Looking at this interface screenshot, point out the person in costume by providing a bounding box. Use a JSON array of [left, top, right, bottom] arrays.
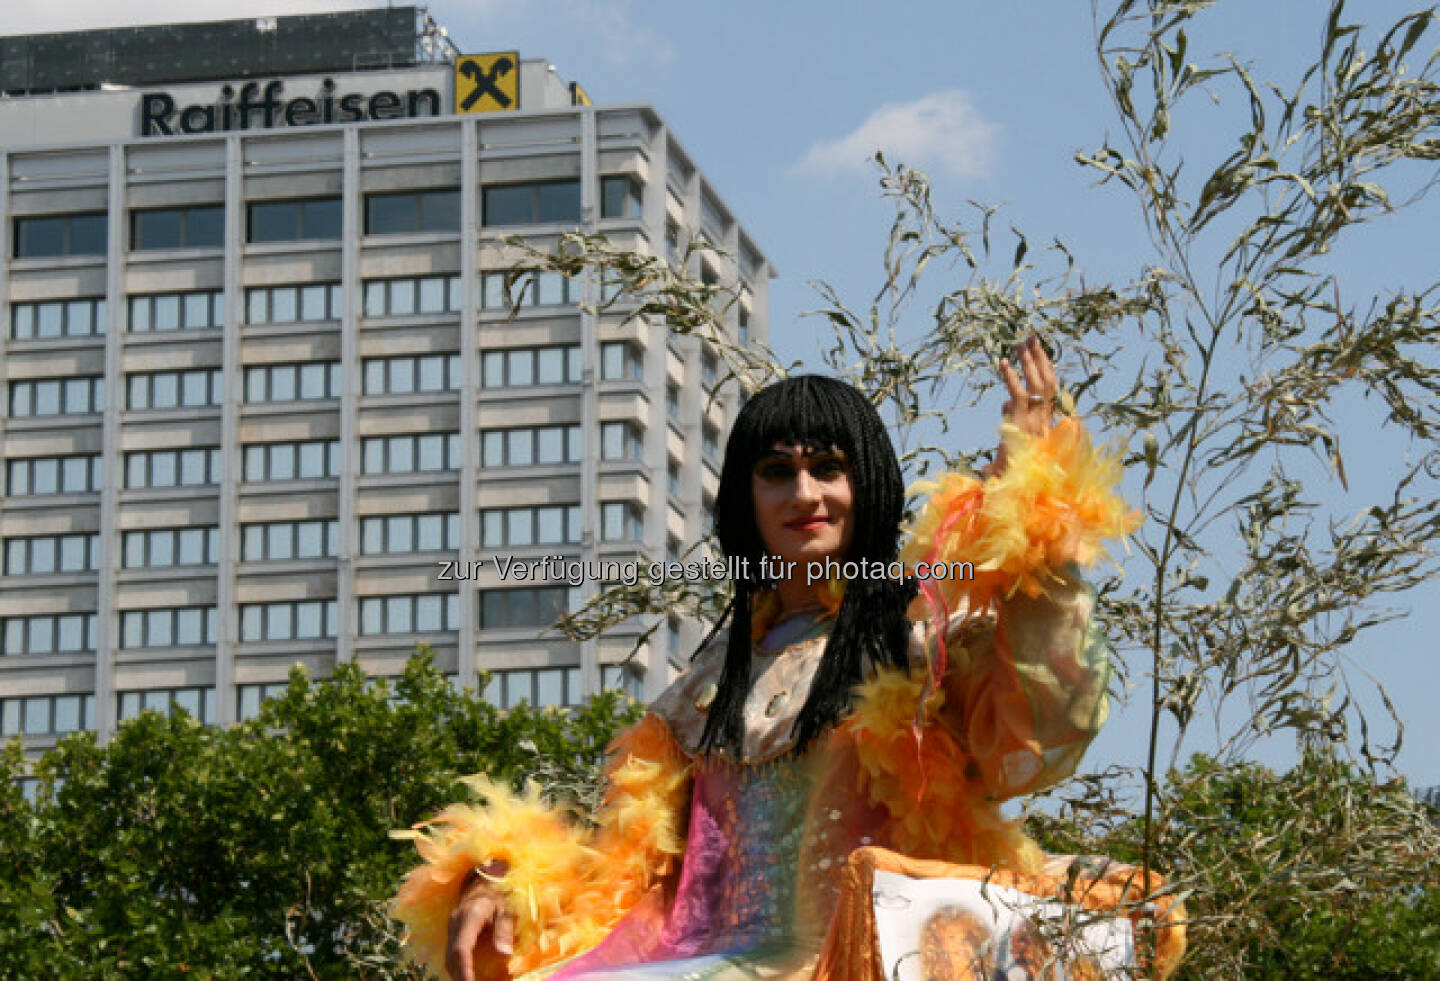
[[392, 337, 1186, 980]]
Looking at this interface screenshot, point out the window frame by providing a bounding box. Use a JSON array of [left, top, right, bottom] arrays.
[[128, 290, 222, 333], [357, 593, 460, 636], [123, 447, 222, 489], [363, 188, 462, 235], [600, 175, 644, 219], [240, 440, 340, 482], [246, 196, 343, 243], [481, 179, 582, 226], [245, 283, 343, 325], [9, 376, 104, 417], [14, 212, 108, 259], [243, 362, 342, 403], [10, 297, 106, 340], [130, 204, 224, 251], [477, 587, 570, 630]]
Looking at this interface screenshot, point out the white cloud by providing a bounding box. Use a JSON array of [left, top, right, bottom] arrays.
[[567, 0, 674, 67], [792, 89, 998, 180]]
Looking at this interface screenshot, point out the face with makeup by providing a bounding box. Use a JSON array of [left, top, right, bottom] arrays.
[[751, 442, 855, 572]]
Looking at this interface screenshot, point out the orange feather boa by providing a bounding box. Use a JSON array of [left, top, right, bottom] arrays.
[[390, 713, 691, 978]]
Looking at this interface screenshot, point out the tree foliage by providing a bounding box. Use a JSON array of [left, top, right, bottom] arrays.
[[0, 655, 638, 978]]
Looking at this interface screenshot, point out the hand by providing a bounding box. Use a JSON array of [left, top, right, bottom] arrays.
[[446, 863, 516, 981], [985, 334, 1060, 479]]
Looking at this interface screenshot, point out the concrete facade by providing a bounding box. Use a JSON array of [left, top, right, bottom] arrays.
[[0, 22, 769, 760]]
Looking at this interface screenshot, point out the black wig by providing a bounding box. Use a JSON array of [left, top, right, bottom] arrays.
[[698, 375, 916, 757]]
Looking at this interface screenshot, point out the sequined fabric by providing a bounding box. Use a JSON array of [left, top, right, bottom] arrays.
[[541, 751, 889, 981]]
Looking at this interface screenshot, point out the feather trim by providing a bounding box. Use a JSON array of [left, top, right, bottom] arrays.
[[901, 418, 1139, 608], [390, 713, 691, 979], [832, 668, 1045, 875]]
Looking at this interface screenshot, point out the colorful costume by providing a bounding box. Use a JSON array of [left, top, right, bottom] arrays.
[[392, 421, 1186, 979]]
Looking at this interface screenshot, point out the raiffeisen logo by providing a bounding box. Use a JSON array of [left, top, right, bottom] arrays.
[[139, 77, 444, 136]]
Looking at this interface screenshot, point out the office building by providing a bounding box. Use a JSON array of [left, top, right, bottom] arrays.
[[0, 7, 770, 758]]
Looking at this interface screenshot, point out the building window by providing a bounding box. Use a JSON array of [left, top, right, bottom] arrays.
[[129, 290, 222, 332], [364, 189, 460, 235], [131, 205, 223, 251], [7, 455, 102, 496], [240, 600, 337, 642], [4, 533, 99, 575], [666, 384, 681, 419], [360, 512, 458, 555], [14, 213, 107, 259], [363, 274, 461, 316], [600, 342, 643, 381], [248, 197, 342, 242], [122, 527, 219, 568], [667, 458, 681, 496], [482, 180, 581, 226], [482, 666, 583, 709], [738, 304, 751, 345], [602, 663, 645, 700], [1, 694, 94, 737], [246, 283, 342, 325], [665, 220, 682, 267], [600, 175, 643, 219], [480, 345, 580, 388], [125, 448, 222, 489], [241, 519, 340, 561], [361, 433, 460, 474], [1, 614, 98, 655], [244, 362, 341, 403], [480, 270, 577, 309], [10, 297, 106, 340], [242, 440, 339, 481], [363, 354, 460, 395], [701, 349, 719, 390], [600, 421, 644, 461], [126, 369, 222, 410], [480, 425, 582, 467], [600, 501, 644, 542], [117, 687, 216, 726], [480, 504, 581, 548], [119, 606, 217, 649], [358, 593, 459, 636], [9, 376, 104, 417], [236, 682, 289, 722], [478, 587, 570, 630], [702, 422, 720, 461]]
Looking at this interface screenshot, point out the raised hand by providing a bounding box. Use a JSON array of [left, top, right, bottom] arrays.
[[985, 334, 1059, 478]]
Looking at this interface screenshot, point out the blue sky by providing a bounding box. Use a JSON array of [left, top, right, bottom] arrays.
[[5, 0, 1437, 789]]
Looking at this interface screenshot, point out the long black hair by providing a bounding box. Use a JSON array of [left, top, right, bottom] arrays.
[[698, 375, 915, 757]]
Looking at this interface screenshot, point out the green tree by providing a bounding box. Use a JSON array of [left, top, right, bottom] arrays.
[[1029, 753, 1440, 978], [0, 654, 638, 978]]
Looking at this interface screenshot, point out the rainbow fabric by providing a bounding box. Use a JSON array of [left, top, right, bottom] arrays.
[[390, 421, 1183, 980]]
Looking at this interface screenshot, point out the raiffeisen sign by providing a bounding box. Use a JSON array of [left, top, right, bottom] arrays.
[[139, 77, 444, 136]]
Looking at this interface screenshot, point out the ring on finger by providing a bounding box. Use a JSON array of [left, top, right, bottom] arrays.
[[1026, 394, 1050, 407]]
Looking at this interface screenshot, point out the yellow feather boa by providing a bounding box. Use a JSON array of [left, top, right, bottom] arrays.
[[901, 418, 1139, 606], [390, 713, 691, 979], [830, 668, 1045, 875]]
